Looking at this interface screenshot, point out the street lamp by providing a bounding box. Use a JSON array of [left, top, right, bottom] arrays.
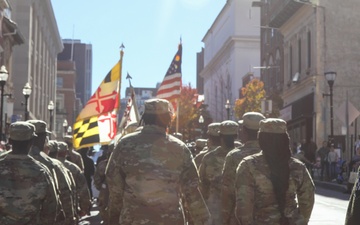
[[22, 83, 32, 120], [324, 71, 337, 138], [63, 119, 68, 137], [47, 100, 54, 135], [198, 115, 204, 138], [0, 66, 8, 141], [225, 99, 231, 120]]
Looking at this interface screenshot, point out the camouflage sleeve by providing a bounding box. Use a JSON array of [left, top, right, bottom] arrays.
[[94, 162, 106, 190], [345, 168, 360, 225], [76, 171, 91, 214], [40, 171, 61, 224], [221, 154, 236, 225], [296, 165, 315, 222], [234, 160, 254, 225], [179, 147, 210, 225], [194, 152, 204, 169], [198, 156, 210, 200], [54, 166, 75, 224], [106, 148, 125, 225]]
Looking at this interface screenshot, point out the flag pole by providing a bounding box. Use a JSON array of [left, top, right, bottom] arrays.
[[176, 98, 180, 133], [116, 43, 125, 128]]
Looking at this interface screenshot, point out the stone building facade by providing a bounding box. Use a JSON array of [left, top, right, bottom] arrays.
[[261, 0, 360, 161], [200, 0, 261, 122], [10, 0, 63, 128]]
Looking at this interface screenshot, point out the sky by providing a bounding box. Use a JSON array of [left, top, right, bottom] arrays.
[[51, 0, 227, 97]]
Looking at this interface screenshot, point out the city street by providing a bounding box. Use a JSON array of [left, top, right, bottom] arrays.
[[81, 185, 352, 224], [309, 186, 350, 225]]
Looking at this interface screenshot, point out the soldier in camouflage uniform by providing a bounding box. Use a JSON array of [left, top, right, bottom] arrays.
[[221, 112, 265, 225], [57, 141, 92, 219], [94, 142, 114, 225], [0, 122, 60, 224], [345, 164, 360, 225], [106, 98, 210, 225], [199, 120, 239, 225], [235, 118, 315, 224], [27, 120, 74, 224], [47, 140, 77, 225], [194, 123, 221, 169], [64, 135, 85, 171]]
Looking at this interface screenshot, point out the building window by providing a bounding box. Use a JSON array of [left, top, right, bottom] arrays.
[[307, 31, 311, 68], [298, 38, 301, 74], [57, 77, 63, 88]]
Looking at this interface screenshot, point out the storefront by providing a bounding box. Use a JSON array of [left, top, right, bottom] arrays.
[[280, 93, 314, 147]]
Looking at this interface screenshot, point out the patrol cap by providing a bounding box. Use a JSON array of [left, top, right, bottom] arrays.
[[219, 120, 239, 135], [47, 140, 57, 153], [9, 121, 37, 141], [64, 135, 73, 144], [207, 123, 221, 136], [57, 141, 68, 152], [144, 98, 171, 115], [238, 112, 265, 130], [196, 139, 207, 149], [173, 132, 183, 140], [27, 120, 51, 134], [259, 118, 287, 134]]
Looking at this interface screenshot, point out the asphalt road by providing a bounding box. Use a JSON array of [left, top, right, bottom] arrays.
[[81, 184, 352, 224]]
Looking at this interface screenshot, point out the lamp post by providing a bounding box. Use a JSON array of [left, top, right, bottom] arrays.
[[47, 100, 54, 135], [0, 66, 8, 141], [225, 99, 231, 120], [324, 71, 337, 138], [63, 119, 68, 137], [22, 83, 32, 120], [198, 115, 204, 138]]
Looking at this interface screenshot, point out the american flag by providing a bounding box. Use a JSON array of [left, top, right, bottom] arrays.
[[156, 44, 182, 101]]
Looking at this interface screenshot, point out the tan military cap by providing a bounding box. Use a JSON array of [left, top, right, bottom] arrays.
[[144, 98, 171, 115], [196, 139, 207, 149], [9, 121, 37, 141], [64, 135, 73, 143], [173, 132, 183, 140], [57, 141, 68, 152], [259, 118, 287, 134], [27, 120, 51, 134], [207, 123, 221, 136], [220, 120, 239, 135], [48, 140, 58, 153], [238, 112, 265, 130]]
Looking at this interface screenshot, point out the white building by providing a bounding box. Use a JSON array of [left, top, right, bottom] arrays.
[[200, 0, 261, 122]]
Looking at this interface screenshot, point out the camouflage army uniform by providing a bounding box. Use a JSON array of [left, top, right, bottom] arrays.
[[106, 125, 209, 225], [30, 146, 75, 224], [199, 120, 238, 225], [199, 145, 232, 225], [94, 158, 110, 224], [235, 152, 315, 224], [221, 140, 260, 225], [67, 149, 84, 171], [345, 165, 360, 225], [60, 156, 91, 217], [0, 154, 59, 224], [194, 145, 212, 169]]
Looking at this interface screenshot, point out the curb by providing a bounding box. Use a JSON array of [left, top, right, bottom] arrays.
[[314, 180, 348, 193]]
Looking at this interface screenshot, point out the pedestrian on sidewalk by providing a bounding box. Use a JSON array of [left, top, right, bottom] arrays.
[[328, 144, 339, 180], [316, 141, 330, 181]]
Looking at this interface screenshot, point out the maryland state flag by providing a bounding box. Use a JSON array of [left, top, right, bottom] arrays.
[[73, 50, 123, 149]]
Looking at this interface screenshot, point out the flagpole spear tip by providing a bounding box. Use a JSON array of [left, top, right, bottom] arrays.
[[120, 43, 125, 57]]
